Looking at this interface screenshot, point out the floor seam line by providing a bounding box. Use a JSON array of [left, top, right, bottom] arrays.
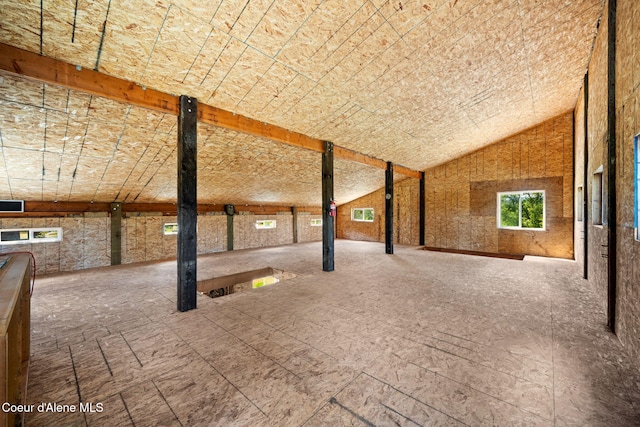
[[406, 360, 553, 422], [362, 372, 470, 426]]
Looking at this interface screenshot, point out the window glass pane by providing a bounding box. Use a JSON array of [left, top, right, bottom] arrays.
[[635, 136, 639, 239], [500, 194, 520, 227], [256, 220, 276, 229], [353, 209, 364, 220], [1, 230, 30, 242], [364, 209, 374, 221], [32, 230, 59, 239], [164, 223, 178, 235], [593, 172, 603, 225], [521, 192, 544, 229], [576, 187, 583, 222]]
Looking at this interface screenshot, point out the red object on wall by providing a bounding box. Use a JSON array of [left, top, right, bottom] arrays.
[[329, 200, 337, 217]]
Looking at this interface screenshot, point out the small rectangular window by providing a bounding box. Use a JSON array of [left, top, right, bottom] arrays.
[[592, 168, 603, 225], [635, 135, 639, 240], [163, 223, 178, 235], [310, 219, 322, 226], [0, 200, 24, 213], [1, 229, 30, 243], [0, 227, 62, 244], [497, 191, 545, 230], [256, 220, 276, 229], [576, 186, 583, 222], [31, 228, 62, 243], [352, 208, 374, 222]]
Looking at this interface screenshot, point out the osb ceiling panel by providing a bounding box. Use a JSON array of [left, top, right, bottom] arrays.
[[0, 0, 603, 206]]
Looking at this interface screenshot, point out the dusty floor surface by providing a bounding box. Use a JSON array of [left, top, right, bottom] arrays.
[[24, 240, 640, 426]]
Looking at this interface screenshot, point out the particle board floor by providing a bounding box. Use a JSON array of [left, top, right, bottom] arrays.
[[25, 240, 640, 426]]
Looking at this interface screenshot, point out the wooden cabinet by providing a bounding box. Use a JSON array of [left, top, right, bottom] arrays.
[[0, 254, 31, 427]]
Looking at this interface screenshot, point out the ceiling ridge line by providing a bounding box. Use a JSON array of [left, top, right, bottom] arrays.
[[0, 43, 422, 179]]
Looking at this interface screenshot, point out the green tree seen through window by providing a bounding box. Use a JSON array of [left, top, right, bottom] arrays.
[[521, 192, 544, 228], [364, 209, 374, 221], [500, 194, 520, 227]]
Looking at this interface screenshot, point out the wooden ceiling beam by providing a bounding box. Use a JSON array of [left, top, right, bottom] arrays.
[[0, 44, 177, 115], [24, 201, 110, 212], [0, 43, 421, 177], [394, 165, 422, 180], [198, 104, 324, 153], [10, 201, 321, 216]]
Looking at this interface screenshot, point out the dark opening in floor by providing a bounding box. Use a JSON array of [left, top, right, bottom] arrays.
[[197, 267, 295, 298]]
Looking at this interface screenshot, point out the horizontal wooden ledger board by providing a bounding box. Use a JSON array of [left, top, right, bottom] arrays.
[[0, 43, 421, 178], [0, 202, 322, 215]]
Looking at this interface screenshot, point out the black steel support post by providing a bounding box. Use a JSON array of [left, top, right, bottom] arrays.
[[225, 204, 234, 251], [110, 202, 121, 265], [419, 171, 425, 246], [583, 73, 589, 280], [292, 206, 298, 243], [177, 95, 198, 312], [606, 0, 617, 333], [385, 162, 394, 254], [322, 141, 335, 272]]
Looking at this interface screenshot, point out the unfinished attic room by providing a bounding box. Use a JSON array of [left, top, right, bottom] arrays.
[[3, 0, 640, 425]]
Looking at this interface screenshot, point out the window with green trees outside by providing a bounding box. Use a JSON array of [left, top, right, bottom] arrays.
[[352, 208, 374, 222], [498, 191, 545, 230]]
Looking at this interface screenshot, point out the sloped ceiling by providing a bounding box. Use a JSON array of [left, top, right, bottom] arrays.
[[0, 0, 603, 206]]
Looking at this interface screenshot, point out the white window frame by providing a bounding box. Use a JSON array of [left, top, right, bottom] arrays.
[[310, 218, 322, 226], [0, 227, 63, 245], [576, 186, 583, 222], [635, 135, 639, 240], [352, 208, 374, 222], [256, 220, 276, 229], [163, 223, 179, 235], [0, 200, 24, 213], [497, 190, 546, 230], [592, 166, 604, 226]]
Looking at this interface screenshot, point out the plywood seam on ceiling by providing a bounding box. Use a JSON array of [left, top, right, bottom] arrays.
[[0, 43, 420, 179], [0, 0, 604, 205]]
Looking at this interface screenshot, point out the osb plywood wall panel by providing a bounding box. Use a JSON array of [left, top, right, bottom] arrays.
[[197, 214, 228, 253], [121, 214, 227, 265], [337, 178, 420, 245], [233, 214, 293, 250], [613, 0, 640, 373], [296, 213, 323, 243], [585, 2, 610, 310], [0, 214, 231, 273], [426, 112, 574, 258], [337, 186, 384, 242], [0, 216, 110, 274]]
